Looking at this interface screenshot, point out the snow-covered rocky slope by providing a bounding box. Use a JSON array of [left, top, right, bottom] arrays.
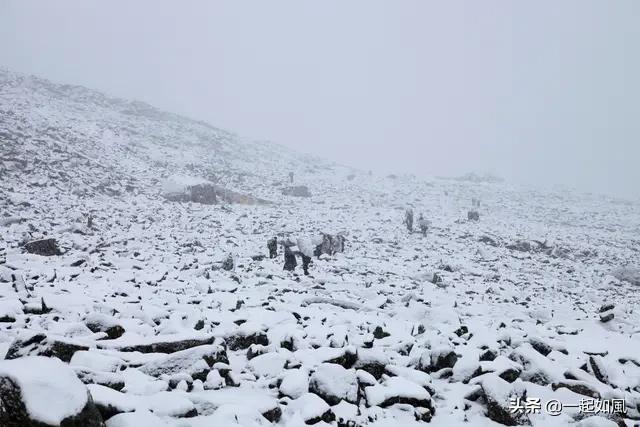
[[1, 70, 640, 427]]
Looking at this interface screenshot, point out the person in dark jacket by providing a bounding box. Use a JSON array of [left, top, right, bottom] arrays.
[[283, 245, 297, 271], [301, 254, 311, 275], [404, 208, 414, 232], [267, 237, 278, 259]]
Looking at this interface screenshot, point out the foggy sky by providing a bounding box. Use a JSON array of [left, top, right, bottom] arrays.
[[1, 1, 639, 199]]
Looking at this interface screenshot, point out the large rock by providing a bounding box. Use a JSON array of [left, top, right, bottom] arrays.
[[286, 393, 335, 425], [139, 344, 229, 382], [365, 376, 434, 421], [282, 185, 311, 197], [478, 375, 530, 426], [309, 363, 358, 405], [162, 174, 268, 205], [5, 333, 88, 362], [162, 175, 218, 204], [506, 240, 532, 253], [225, 329, 269, 351], [353, 348, 388, 380], [279, 368, 309, 399], [107, 335, 218, 354], [84, 313, 125, 340], [23, 239, 62, 256], [0, 356, 105, 426], [165, 183, 219, 204], [418, 347, 459, 373]]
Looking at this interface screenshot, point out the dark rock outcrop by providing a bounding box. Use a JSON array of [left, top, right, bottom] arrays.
[[111, 335, 218, 354], [0, 358, 105, 427], [23, 239, 62, 256], [5, 334, 88, 363]]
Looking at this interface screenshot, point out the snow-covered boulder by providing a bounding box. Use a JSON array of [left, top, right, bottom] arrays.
[[364, 376, 434, 420], [0, 356, 104, 426], [248, 352, 287, 378], [107, 333, 219, 354], [225, 323, 269, 350], [476, 375, 530, 426], [354, 348, 388, 379], [139, 343, 228, 382], [309, 363, 358, 405], [279, 368, 309, 399], [0, 298, 23, 323], [286, 393, 334, 424], [70, 351, 125, 373], [5, 333, 89, 362], [418, 346, 459, 373], [104, 410, 170, 427], [84, 313, 126, 340]]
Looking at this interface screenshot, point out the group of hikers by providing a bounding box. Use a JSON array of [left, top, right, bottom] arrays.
[[404, 208, 430, 236], [267, 233, 346, 275], [271, 200, 478, 274]]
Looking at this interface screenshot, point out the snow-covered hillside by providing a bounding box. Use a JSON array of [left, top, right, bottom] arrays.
[[1, 70, 640, 427]]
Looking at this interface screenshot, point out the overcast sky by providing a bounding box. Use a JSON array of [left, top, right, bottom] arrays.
[[1, 1, 639, 198]]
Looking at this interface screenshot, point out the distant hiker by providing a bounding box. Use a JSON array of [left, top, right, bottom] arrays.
[[404, 208, 414, 233], [289, 171, 294, 183], [418, 214, 429, 237], [267, 237, 278, 259], [301, 254, 311, 275], [283, 245, 297, 271]]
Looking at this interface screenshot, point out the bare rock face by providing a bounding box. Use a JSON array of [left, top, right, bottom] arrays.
[[23, 239, 62, 256], [0, 357, 105, 427], [467, 210, 480, 221], [282, 185, 311, 197]]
